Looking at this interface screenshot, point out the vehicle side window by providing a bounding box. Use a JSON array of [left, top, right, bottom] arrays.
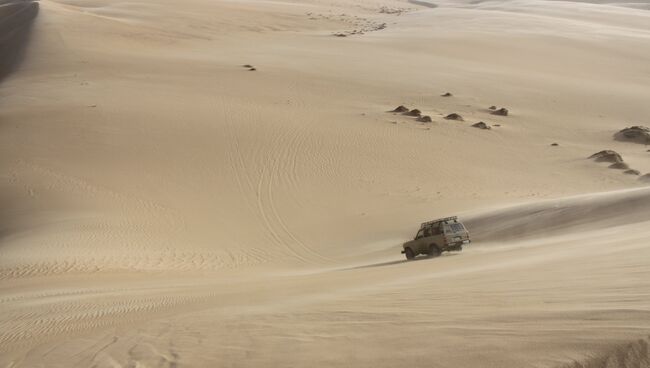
[[433, 225, 442, 235], [415, 229, 425, 239]]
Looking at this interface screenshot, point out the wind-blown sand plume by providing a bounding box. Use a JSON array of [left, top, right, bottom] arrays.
[[466, 187, 650, 243], [2, 0, 650, 366]]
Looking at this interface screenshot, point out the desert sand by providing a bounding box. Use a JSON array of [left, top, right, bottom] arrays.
[[1, 0, 650, 366]]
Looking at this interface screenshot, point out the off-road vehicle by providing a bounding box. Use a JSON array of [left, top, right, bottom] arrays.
[[401, 216, 470, 260]]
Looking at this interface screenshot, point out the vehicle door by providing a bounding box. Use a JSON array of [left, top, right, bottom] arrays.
[[413, 228, 428, 253]]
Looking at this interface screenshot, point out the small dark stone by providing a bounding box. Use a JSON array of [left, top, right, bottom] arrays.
[[444, 113, 464, 121], [417, 115, 432, 123], [441, 92, 453, 97], [493, 124, 501, 127], [491, 108, 509, 116], [551, 143, 559, 146], [624, 169, 640, 175], [243, 64, 253, 68], [488, 106, 497, 110], [391, 105, 409, 113]]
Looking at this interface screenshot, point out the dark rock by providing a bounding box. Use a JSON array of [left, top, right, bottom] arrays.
[[609, 162, 629, 170], [624, 169, 640, 175], [441, 92, 453, 97], [614, 126, 650, 144], [417, 115, 432, 123], [444, 113, 463, 121], [551, 143, 559, 146], [491, 108, 509, 116], [589, 150, 623, 163], [243, 64, 253, 68], [405, 109, 421, 117], [391, 105, 409, 113], [471, 122, 490, 130], [488, 106, 497, 110]]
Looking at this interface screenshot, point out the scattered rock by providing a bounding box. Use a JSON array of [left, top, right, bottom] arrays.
[[491, 108, 509, 116], [391, 105, 409, 113], [471, 122, 490, 130], [441, 92, 453, 97], [243, 64, 253, 68], [405, 109, 421, 117], [609, 162, 629, 170], [493, 124, 501, 127], [624, 169, 640, 175], [550, 143, 559, 146], [444, 113, 464, 121], [639, 173, 650, 182], [334, 33, 347, 37], [379, 6, 406, 15], [614, 126, 650, 144], [589, 150, 623, 163], [488, 106, 497, 110], [249, 68, 256, 71], [417, 115, 432, 123]]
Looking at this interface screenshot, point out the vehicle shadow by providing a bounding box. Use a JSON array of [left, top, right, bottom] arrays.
[[344, 253, 460, 271]]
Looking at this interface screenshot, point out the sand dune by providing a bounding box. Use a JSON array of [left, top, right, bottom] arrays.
[[1, 0, 650, 366]]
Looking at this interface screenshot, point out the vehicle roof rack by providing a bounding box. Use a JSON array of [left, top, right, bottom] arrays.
[[420, 216, 458, 229]]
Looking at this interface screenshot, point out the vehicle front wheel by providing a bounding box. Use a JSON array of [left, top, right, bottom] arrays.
[[428, 245, 441, 258], [404, 248, 415, 260]]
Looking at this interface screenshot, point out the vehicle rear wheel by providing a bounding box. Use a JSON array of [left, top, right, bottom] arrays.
[[404, 248, 415, 260], [428, 245, 441, 258]]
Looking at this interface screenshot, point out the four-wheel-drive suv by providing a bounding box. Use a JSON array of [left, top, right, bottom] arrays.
[[401, 216, 470, 260]]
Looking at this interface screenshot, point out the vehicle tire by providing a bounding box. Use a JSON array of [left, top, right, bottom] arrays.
[[404, 248, 415, 260], [428, 245, 441, 258]]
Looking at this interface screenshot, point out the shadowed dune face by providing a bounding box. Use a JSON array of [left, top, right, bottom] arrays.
[[0, 0, 39, 82]]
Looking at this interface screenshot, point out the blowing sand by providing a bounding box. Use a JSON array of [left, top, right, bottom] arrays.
[[1, 0, 650, 367]]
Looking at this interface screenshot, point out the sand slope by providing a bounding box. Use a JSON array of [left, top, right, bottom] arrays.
[[1, 0, 650, 366]]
